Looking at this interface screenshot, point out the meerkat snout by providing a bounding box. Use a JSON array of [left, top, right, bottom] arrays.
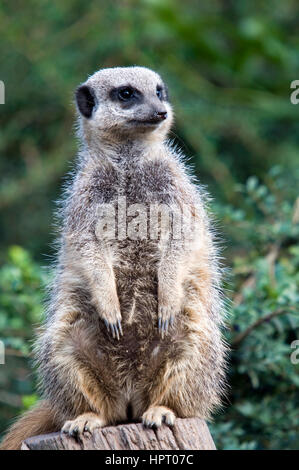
[[75, 66, 173, 139], [142, 108, 168, 123], [155, 110, 167, 120]]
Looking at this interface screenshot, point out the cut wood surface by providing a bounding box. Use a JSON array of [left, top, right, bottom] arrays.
[[21, 418, 216, 450]]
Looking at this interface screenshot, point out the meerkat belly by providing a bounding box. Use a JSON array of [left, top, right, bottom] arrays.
[[114, 239, 159, 327]]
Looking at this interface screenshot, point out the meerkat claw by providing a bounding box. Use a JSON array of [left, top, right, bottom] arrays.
[[158, 318, 162, 336], [114, 324, 120, 340], [158, 304, 176, 338], [118, 319, 123, 336], [158, 317, 171, 338], [70, 426, 79, 437], [105, 319, 123, 340]]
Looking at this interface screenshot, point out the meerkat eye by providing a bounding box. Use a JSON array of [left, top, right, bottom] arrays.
[[109, 86, 142, 105], [118, 87, 134, 101], [156, 86, 163, 101]]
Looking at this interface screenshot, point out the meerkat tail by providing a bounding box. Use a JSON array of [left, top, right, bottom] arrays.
[[0, 400, 59, 450]]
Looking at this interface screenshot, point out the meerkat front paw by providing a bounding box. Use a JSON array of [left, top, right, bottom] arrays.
[[97, 297, 123, 339], [142, 406, 176, 428], [158, 285, 182, 338], [158, 304, 175, 338], [102, 310, 123, 340], [62, 412, 106, 438]]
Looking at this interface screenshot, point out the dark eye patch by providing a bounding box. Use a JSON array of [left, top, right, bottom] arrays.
[[118, 87, 134, 101], [109, 85, 143, 108]]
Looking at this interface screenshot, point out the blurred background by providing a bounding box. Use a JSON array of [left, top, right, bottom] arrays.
[[0, 0, 298, 449]]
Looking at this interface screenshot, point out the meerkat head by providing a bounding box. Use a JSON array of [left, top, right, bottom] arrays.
[[75, 66, 173, 143]]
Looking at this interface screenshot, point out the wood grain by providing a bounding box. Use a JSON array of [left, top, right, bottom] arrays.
[[21, 418, 216, 450]]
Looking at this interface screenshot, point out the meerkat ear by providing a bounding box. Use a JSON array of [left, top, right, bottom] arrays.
[[75, 85, 96, 118]]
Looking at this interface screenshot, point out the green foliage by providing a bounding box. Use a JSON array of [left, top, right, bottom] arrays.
[[0, 0, 298, 449], [0, 246, 48, 353], [0, 247, 48, 436], [22, 394, 39, 411], [210, 168, 299, 449]]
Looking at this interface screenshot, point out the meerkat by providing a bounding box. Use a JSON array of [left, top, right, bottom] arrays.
[[1, 66, 227, 450]]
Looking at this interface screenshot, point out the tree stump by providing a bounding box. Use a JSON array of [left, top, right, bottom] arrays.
[[21, 418, 216, 450]]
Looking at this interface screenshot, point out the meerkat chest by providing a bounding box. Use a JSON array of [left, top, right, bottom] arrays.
[[120, 159, 176, 205], [92, 157, 183, 255], [91, 158, 176, 205]]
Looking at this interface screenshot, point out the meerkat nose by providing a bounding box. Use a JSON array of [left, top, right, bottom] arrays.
[[155, 111, 168, 120]]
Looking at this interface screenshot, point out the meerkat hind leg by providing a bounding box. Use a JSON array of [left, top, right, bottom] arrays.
[[142, 406, 176, 428], [62, 412, 106, 438]]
